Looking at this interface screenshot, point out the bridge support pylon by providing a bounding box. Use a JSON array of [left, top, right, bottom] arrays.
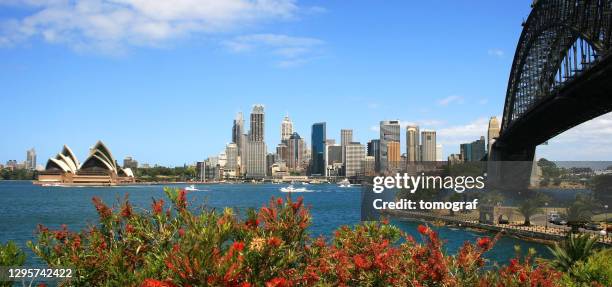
[[486, 142, 535, 193]]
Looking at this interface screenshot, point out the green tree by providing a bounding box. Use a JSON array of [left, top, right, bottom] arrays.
[[566, 194, 595, 233], [516, 192, 548, 226], [0, 241, 26, 287]]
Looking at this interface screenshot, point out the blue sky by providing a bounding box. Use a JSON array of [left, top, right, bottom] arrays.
[[1, 0, 610, 166]]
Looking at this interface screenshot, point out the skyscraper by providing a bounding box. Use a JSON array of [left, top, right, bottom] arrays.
[[311, 122, 326, 175], [436, 144, 443, 161], [26, 148, 36, 170], [387, 141, 401, 171], [249, 105, 265, 142], [244, 105, 267, 179], [340, 129, 353, 164], [345, 142, 365, 177], [367, 139, 381, 173], [487, 116, 500, 155], [406, 125, 420, 162], [420, 130, 437, 162], [225, 143, 238, 170], [471, 136, 486, 161], [379, 120, 400, 173], [460, 143, 472, 162], [281, 115, 293, 141], [232, 112, 244, 155], [287, 132, 305, 172]]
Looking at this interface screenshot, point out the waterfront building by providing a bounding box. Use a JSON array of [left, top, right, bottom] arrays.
[[379, 120, 400, 173], [367, 139, 381, 173], [448, 154, 463, 165], [326, 144, 342, 166], [225, 143, 238, 171], [488, 116, 500, 155], [249, 105, 265, 142], [406, 125, 420, 162], [311, 122, 326, 175], [420, 130, 437, 162], [276, 143, 288, 163], [387, 141, 401, 172], [26, 148, 36, 170], [345, 142, 365, 177], [38, 141, 134, 185], [232, 112, 244, 155], [123, 156, 138, 170], [281, 115, 293, 141], [363, 155, 376, 176], [287, 132, 305, 173], [6, 160, 17, 169], [196, 161, 206, 181], [436, 144, 443, 161], [266, 153, 276, 176], [340, 129, 353, 164], [243, 140, 267, 179]]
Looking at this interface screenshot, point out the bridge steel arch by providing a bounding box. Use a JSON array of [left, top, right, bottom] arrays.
[[494, 0, 612, 161]]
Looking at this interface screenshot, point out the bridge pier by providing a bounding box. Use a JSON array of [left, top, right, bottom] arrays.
[[487, 142, 535, 193]]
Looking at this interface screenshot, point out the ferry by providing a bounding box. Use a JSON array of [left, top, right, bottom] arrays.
[[280, 185, 309, 193], [184, 185, 198, 191], [338, 178, 352, 188]]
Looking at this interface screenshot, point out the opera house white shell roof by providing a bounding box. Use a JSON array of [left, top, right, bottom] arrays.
[[44, 140, 133, 177]]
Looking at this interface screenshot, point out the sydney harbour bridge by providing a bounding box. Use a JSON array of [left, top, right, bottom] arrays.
[[489, 0, 612, 187]]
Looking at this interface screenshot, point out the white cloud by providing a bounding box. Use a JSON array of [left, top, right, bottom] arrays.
[[537, 112, 612, 160], [436, 117, 492, 150], [437, 95, 463, 106], [0, 0, 302, 53], [487, 48, 504, 58], [224, 33, 324, 67]]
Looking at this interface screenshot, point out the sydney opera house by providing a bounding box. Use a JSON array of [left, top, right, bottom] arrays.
[[37, 141, 135, 185]]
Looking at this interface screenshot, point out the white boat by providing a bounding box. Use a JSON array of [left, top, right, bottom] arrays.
[[280, 185, 309, 193], [184, 185, 198, 191], [301, 182, 310, 185], [42, 183, 62, 187], [338, 179, 352, 188]]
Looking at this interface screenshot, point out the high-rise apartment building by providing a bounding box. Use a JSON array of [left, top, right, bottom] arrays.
[[379, 120, 400, 172], [406, 125, 420, 162], [311, 122, 326, 175], [243, 105, 267, 179], [471, 136, 486, 161], [387, 141, 401, 171], [281, 115, 293, 141], [232, 112, 244, 155], [487, 116, 500, 155], [225, 143, 238, 170], [420, 130, 437, 162], [345, 142, 365, 177], [460, 143, 472, 162], [26, 148, 36, 170]]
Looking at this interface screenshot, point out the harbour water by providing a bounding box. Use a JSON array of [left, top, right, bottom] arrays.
[[0, 181, 551, 266]]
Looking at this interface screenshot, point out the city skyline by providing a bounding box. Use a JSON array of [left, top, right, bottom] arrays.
[[2, 0, 612, 165]]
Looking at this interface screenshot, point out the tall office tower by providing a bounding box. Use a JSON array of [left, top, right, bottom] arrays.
[[26, 148, 36, 170], [326, 144, 342, 165], [460, 143, 472, 162], [406, 125, 420, 162], [436, 144, 443, 161], [311, 122, 326, 175], [345, 142, 365, 177], [379, 120, 400, 172], [249, 105, 265, 142], [240, 133, 248, 174], [387, 141, 401, 171], [487, 116, 500, 155], [276, 143, 288, 163], [470, 136, 486, 161], [287, 132, 305, 172], [232, 112, 244, 155], [367, 139, 381, 173], [281, 115, 293, 141], [225, 143, 238, 170], [340, 129, 353, 164], [266, 153, 275, 176], [420, 130, 437, 162]]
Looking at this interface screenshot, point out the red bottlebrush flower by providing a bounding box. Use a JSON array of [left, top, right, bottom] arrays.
[[178, 228, 185, 237], [417, 224, 430, 235], [267, 236, 282, 247], [37, 283, 47, 287], [239, 283, 252, 287], [121, 201, 133, 218], [518, 272, 528, 283], [276, 197, 283, 205], [152, 199, 164, 215], [353, 254, 372, 270], [140, 279, 177, 287], [232, 241, 245, 252], [476, 237, 492, 250], [265, 277, 290, 287], [125, 224, 135, 234], [177, 190, 187, 209], [92, 197, 112, 219], [381, 217, 390, 225], [245, 218, 259, 228]]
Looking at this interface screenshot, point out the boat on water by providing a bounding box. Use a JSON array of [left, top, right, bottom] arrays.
[[280, 185, 309, 193], [184, 185, 198, 191], [301, 182, 310, 185], [41, 183, 62, 187], [338, 178, 352, 188]]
